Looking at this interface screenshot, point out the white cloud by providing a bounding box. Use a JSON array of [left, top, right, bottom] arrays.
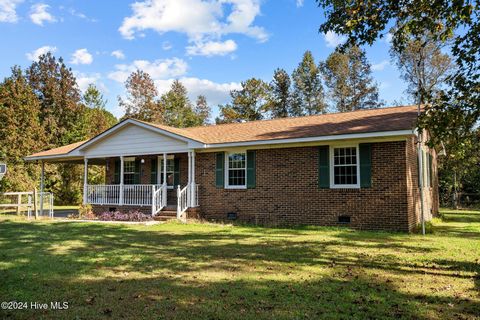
[[71, 48, 93, 65], [25, 45, 57, 60], [155, 77, 241, 107], [0, 0, 23, 23], [186, 39, 237, 57], [371, 60, 389, 71], [384, 32, 393, 44], [107, 58, 188, 83], [323, 31, 346, 48], [296, 0, 304, 7], [119, 0, 267, 56], [29, 3, 56, 26], [74, 71, 103, 92], [111, 50, 125, 60]]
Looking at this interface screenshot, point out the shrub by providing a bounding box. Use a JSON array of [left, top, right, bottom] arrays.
[[98, 210, 152, 222], [77, 204, 95, 219]]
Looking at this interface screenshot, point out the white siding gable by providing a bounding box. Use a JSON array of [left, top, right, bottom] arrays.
[[82, 124, 189, 157]]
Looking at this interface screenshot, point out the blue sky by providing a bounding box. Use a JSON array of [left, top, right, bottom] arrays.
[[0, 0, 407, 118]]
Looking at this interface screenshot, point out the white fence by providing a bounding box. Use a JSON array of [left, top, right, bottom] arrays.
[[0, 191, 54, 218]]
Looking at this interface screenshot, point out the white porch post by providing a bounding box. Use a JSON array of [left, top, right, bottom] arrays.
[[187, 151, 192, 207], [39, 161, 45, 216], [163, 153, 167, 186], [119, 156, 124, 205], [191, 151, 196, 207], [83, 158, 88, 205]]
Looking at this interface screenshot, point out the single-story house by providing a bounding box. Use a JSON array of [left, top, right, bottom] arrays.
[[25, 105, 439, 231]]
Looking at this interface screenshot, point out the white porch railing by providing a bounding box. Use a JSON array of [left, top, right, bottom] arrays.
[[176, 183, 199, 221], [86, 184, 162, 206], [152, 183, 167, 216], [86, 183, 198, 219]]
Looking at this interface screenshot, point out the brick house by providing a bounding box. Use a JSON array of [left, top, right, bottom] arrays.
[[25, 105, 439, 232]]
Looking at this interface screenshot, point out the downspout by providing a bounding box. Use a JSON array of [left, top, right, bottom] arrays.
[[417, 106, 426, 235]]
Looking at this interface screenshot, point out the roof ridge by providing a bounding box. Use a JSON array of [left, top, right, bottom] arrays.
[[183, 105, 417, 131]]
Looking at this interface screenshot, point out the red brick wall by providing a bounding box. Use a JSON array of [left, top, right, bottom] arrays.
[[195, 141, 414, 231]]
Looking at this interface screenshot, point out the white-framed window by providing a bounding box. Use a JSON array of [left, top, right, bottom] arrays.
[[225, 151, 247, 188], [330, 145, 360, 188], [158, 155, 175, 188], [123, 157, 136, 185]]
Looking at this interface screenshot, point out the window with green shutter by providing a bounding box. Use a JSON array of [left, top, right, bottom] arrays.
[[173, 158, 180, 187], [114, 159, 120, 184]]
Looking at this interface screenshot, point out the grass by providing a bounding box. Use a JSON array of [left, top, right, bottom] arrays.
[[0, 209, 479, 319]]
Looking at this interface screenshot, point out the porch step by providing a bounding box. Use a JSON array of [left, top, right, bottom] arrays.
[[153, 215, 176, 221]]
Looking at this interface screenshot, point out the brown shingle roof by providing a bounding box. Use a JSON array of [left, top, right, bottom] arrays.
[[26, 140, 87, 158], [26, 105, 418, 159], [149, 105, 418, 144]]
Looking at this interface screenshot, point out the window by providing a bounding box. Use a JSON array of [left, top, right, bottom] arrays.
[[226, 152, 246, 188], [331, 146, 359, 188], [159, 157, 175, 187], [123, 157, 136, 185]]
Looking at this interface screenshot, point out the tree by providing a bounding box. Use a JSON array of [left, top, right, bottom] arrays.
[[82, 84, 117, 137], [119, 70, 160, 122], [160, 80, 203, 128], [321, 46, 382, 112], [0, 66, 45, 192], [27, 52, 84, 146], [27, 52, 87, 204], [216, 78, 271, 123], [390, 36, 454, 104], [268, 68, 292, 118], [292, 51, 326, 116], [194, 95, 211, 125], [315, 0, 480, 147]]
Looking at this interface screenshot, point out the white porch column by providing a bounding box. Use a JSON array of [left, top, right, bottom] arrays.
[[187, 151, 192, 207], [39, 161, 45, 215], [163, 153, 167, 186], [191, 151, 196, 207], [119, 156, 124, 205], [83, 158, 88, 205]]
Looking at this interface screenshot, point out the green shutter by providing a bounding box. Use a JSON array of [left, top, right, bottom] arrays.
[[215, 152, 225, 188], [318, 146, 329, 188], [150, 158, 158, 184], [134, 158, 141, 184], [114, 159, 120, 184], [173, 157, 180, 187], [247, 150, 256, 189], [359, 143, 372, 188]]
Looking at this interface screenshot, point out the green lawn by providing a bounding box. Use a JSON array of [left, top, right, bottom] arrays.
[[0, 209, 479, 319]]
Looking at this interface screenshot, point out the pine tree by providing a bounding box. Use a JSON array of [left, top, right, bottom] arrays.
[[194, 95, 211, 125], [292, 51, 326, 115], [0, 66, 45, 192], [322, 46, 382, 112], [160, 80, 202, 128], [118, 70, 160, 122], [82, 84, 117, 137], [216, 78, 271, 123], [268, 68, 291, 118]]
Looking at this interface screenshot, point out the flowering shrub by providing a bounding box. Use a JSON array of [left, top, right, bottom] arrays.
[[98, 210, 152, 222]]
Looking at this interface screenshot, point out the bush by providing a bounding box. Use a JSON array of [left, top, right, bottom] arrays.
[[98, 210, 152, 222]]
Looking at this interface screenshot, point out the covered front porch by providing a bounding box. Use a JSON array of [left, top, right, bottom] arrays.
[[83, 152, 199, 219]]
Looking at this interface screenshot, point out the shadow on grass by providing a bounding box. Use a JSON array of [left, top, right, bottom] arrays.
[[0, 218, 479, 319]]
